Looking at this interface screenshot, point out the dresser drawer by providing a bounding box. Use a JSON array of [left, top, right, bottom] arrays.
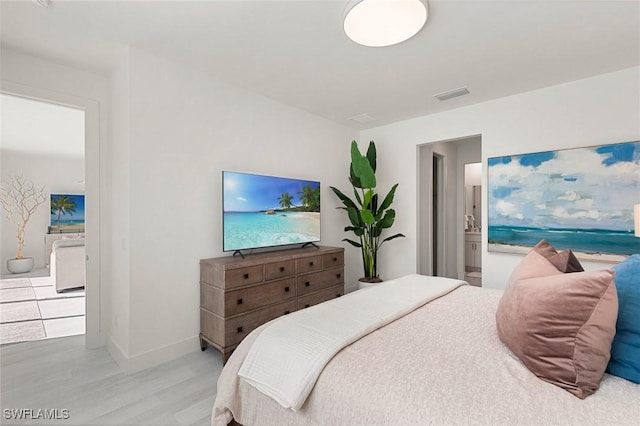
[[224, 265, 263, 289], [296, 255, 322, 274], [264, 260, 295, 281], [298, 284, 344, 310], [322, 252, 344, 268], [201, 278, 296, 317], [225, 299, 297, 346], [297, 266, 344, 296], [225, 278, 295, 316]]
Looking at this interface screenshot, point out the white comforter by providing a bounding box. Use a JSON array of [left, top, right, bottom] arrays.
[[213, 277, 640, 426], [238, 275, 466, 411]]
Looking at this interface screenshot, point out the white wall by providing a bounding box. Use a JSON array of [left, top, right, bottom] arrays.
[[361, 67, 640, 289], [0, 150, 84, 274], [108, 51, 132, 357], [110, 48, 357, 369], [465, 163, 482, 186]]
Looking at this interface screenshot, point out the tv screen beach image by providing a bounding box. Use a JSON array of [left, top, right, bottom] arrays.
[[50, 194, 85, 233], [488, 141, 640, 261], [223, 172, 321, 251]]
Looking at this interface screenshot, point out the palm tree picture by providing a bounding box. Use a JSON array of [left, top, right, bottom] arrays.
[[50, 194, 84, 232]]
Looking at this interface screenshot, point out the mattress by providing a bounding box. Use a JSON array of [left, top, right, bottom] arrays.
[[212, 283, 640, 425]]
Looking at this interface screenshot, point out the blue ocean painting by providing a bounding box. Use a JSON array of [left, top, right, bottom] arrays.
[[488, 141, 640, 258], [223, 172, 321, 251], [50, 194, 85, 232]]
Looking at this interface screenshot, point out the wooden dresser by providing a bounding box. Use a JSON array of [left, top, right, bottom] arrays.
[[199, 246, 345, 362]]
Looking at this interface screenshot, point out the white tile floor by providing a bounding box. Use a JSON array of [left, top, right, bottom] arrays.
[[0, 274, 85, 345], [43, 316, 85, 337], [39, 297, 85, 319]]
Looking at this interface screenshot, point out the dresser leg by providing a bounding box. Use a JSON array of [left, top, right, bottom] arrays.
[[199, 336, 207, 351]]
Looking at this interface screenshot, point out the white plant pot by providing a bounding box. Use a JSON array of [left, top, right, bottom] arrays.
[[357, 278, 382, 290], [7, 257, 34, 274]]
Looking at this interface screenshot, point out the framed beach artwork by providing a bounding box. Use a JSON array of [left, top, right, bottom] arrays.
[[487, 140, 640, 262], [49, 194, 85, 233]]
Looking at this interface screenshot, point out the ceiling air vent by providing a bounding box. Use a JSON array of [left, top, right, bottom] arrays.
[[433, 87, 470, 102], [348, 113, 377, 124]]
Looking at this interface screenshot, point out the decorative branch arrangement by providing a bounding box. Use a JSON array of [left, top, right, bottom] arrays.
[[0, 176, 47, 259]]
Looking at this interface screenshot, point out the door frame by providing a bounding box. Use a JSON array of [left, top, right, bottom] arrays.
[[2, 80, 103, 348], [417, 135, 482, 279]]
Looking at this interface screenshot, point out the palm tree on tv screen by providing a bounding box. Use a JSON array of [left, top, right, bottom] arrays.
[[51, 195, 77, 228], [278, 192, 293, 210], [299, 185, 320, 212]]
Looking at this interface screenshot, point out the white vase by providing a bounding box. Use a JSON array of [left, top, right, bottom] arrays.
[[357, 278, 383, 290], [7, 257, 34, 274]]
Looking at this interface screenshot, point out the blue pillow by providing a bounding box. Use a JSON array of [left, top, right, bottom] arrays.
[[607, 254, 640, 383]]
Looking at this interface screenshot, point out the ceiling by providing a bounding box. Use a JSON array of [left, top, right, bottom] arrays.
[[1, 94, 85, 159], [1, 0, 639, 130]]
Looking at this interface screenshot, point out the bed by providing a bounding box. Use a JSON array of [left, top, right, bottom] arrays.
[[212, 275, 640, 426]]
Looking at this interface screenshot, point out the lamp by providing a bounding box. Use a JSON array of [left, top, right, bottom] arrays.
[[635, 204, 640, 237], [344, 0, 428, 47]]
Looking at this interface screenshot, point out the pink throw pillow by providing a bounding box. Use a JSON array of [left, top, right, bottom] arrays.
[[496, 249, 617, 399]]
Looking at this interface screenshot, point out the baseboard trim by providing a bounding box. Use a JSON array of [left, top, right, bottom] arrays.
[[106, 335, 128, 371], [107, 335, 200, 374], [127, 336, 199, 373]]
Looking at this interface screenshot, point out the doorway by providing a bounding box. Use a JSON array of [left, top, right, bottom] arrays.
[[1, 82, 102, 348], [0, 94, 86, 344], [417, 135, 481, 280]]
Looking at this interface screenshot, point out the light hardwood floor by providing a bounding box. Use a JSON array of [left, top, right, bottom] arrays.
[[1, 336, 223, 425]]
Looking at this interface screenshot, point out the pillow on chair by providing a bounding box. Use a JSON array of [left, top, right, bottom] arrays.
[[496, 242, 617, 399]]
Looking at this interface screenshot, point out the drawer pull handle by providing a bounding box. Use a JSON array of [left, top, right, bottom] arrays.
[[333, 257, 338, 262], [284, 286, 290, 292], [280, 266, 285, 272], [237, 298, 243, 305], [337, 273, 341, 278], [243, 273, 249, 279], [237, 326, 243, 333], [309, 261, 314, 266], [284, 310, 290, 315], [305, 281, 310, 287], [305, 304, 311, 308]]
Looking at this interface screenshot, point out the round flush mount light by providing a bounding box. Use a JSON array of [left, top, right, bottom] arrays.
[[344, 0, 428, 47]]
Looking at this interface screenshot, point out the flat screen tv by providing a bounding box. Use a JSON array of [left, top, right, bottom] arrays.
[[223, 171, 321, 253]]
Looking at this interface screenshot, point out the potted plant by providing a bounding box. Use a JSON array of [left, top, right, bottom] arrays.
[[0, 176, 47, 274], [330, 141, 405, 288]]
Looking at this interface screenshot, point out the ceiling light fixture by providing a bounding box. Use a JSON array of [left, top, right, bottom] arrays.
[[32, 0, 51, 7], [344, 0, 428, 47]]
